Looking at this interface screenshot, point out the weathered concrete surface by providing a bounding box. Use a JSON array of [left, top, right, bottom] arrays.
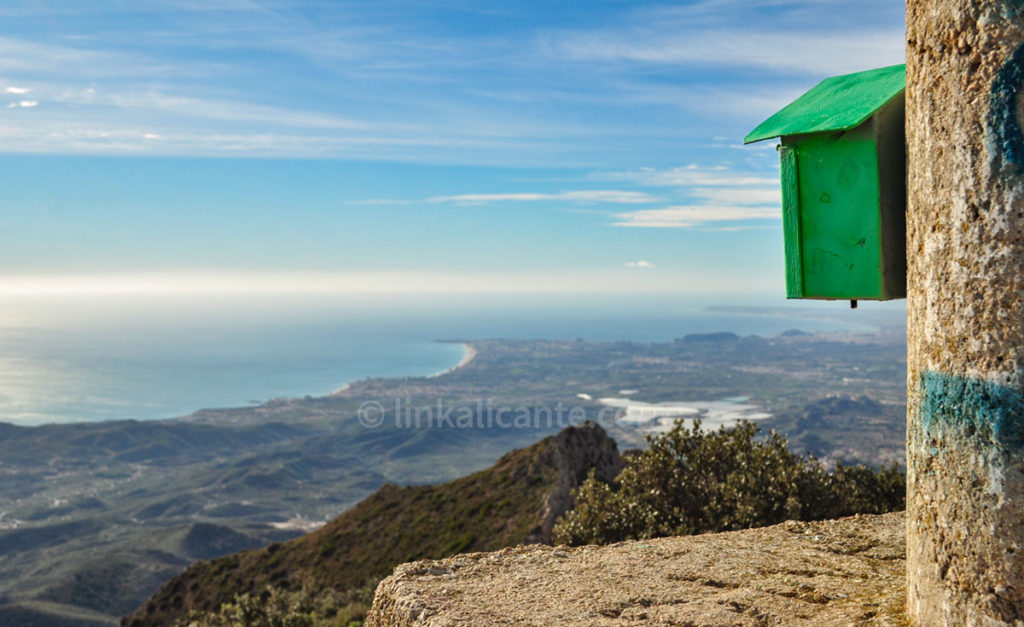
[[906, 0, 1024, 624], [366, 512, 906, 626]]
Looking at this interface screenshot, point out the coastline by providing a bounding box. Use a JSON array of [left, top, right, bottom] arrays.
[[429, 342, 476, 378], [5, 304, 905, 425], [331, 341, 475, 395]]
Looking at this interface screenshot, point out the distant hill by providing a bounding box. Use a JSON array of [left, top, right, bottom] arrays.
[[780, 328, 810, 337], [0, 335, 907, 625], [764, 395, 905, 467], [0, 419, 313, 468], [123, 422, 624, 626], [676, 332, 740, 344]]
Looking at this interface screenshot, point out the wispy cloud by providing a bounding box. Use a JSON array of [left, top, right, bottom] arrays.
[[624, 260, 654, 268], [692, 187, 780, 206], [0, 36, 180, 79], [602, 164, 781, 228], [7, 100, 37, 108], [4, 86, 30, 94], [541, 26, 903, 76], [613, 205, 779, 228], [600, 165, 776, 188], [0, 120, 556, 160], [0, 2, 903, 167], [51, 87, 368, 130], [428, 190, 659, 204]]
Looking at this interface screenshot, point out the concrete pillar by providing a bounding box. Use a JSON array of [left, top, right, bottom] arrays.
[[906, 1, 1024, 623]]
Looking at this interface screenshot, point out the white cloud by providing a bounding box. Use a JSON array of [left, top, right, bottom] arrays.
[[7, 100, 37, 108], [692, 187, 780, 206], [624, 260, 654, 268], [0, 7, 900, 165], [598, 164, 781, 228], [612, 205, 779, 228], [542, 28, 904, 76], [90, 90, 368, 130], [429, 190, 659, 204], [602, 165, 776, 188], [4, 86, 29, 94], [0, 120, 548, 160], [0, 36, 176, 79]]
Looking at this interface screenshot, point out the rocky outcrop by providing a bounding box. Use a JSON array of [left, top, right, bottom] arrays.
[[125, 421, 622, 626], [367, 511, 906, 626], [525, 420, 624, 544]]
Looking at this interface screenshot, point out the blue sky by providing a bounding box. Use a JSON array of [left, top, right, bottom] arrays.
[[0, 0, 906, 296]]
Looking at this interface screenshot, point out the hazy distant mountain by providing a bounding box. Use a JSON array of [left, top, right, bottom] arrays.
[[0, 334, 906, 625], [123, 422, 623, 626]]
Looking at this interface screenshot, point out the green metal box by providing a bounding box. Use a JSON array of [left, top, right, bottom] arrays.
[[745, 64, 907, 301]]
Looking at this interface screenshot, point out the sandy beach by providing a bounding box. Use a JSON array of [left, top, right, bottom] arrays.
[[429, 342, 476, 378], [330, 342, 475, 394]]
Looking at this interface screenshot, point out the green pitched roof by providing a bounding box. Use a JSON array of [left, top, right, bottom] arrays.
[[744, 64, 905, 144]]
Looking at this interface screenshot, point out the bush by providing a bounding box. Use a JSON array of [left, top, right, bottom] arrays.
[[552, 419, 904, 546], [174, 581, 373, 627]]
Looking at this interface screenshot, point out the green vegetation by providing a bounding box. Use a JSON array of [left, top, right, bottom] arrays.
[[553, 420, 904, 546], [125, 430, 582, 626], [0, 328, 908, 624], [173, 583, 371, 627]]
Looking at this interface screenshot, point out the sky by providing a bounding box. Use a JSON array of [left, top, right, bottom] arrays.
[[0, 0, 907, 297]]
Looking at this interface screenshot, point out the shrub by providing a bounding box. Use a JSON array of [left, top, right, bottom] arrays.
[[552, 419, 904, 546], [174, 581, 374, 627]]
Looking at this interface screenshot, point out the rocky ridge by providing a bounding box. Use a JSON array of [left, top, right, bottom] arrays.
[[124, 421, 623, 625], [367, 511, 907, 626]]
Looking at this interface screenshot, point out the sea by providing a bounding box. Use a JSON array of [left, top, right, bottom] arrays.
[[0, 293, 904, 425]]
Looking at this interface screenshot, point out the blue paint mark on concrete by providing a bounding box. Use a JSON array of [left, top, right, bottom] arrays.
[[987, 41, 1024, 169], [920, 372, 1024, 452], [995, 1, 1024, 20]]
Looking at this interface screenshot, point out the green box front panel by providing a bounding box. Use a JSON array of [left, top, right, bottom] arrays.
[[782, 128, 884, 300], [779, 146, 804, 298]]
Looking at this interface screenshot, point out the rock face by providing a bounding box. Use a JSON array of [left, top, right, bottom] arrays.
[[525, 420, 624, 544], [367, 511, 906, 626], [124, 421, 622, 625]]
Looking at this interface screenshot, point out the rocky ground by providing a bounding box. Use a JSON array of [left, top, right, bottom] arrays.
[[367, 512, 906, 626]]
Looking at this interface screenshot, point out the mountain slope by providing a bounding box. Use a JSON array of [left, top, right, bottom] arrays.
[[124, 421, 624, 626]]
